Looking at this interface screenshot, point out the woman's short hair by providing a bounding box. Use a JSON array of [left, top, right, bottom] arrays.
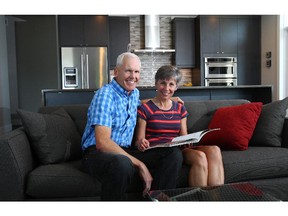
[[155, 65, 182, 85]]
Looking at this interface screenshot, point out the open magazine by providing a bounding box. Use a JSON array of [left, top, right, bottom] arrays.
[[146, 128, 220, 150]]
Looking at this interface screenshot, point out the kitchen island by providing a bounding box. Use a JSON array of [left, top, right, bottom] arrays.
[[42, 85, 272, 106]]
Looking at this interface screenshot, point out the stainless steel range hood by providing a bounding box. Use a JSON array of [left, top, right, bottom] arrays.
[[132, 15, 175, 53]]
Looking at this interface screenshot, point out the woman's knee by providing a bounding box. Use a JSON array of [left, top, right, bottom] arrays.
[[207, 146, 223, 160], [196, 151, 208, 167], [185, 150, 208, 169]]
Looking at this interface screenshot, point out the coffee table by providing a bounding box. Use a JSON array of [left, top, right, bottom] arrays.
[[147, 182, 280, 201]]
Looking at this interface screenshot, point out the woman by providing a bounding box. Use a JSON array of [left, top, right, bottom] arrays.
[[135, 65, 224, 187]]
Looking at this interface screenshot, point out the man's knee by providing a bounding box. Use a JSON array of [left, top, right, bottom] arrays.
[[108, 154, 135, 177]]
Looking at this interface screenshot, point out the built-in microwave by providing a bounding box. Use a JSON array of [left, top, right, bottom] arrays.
[[205, 78, 237, 87], [204, 57, 237, 79]]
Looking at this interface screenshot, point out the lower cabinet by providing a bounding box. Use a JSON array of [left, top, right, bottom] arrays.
[[42, 86, 272, 107]]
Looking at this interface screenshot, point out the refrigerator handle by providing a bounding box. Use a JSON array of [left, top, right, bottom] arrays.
[[81, 54, 85, 88], [86, 54, 89, 89]]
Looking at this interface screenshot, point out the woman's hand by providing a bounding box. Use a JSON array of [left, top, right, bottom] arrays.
[[182, 143, 194, 149], [136, 138, 150, 152]]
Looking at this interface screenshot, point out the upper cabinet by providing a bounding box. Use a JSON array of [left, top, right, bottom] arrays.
[[173, 18, 196, 68], [200, 16, 238, 55], [58, 15, 109, 46], [108, 16, 130, 69]]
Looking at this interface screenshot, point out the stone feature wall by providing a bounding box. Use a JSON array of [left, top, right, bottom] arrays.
[[136, 52, 174, 86]]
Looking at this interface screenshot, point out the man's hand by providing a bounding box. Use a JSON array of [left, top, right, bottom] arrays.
[[172, 96, 184, 104], [137, 162, 153, 196], [95, 125, 153, 197]]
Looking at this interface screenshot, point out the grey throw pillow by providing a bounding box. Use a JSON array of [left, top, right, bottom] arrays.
[[17, 108, 82, 164], [249, 97, 288, 147]]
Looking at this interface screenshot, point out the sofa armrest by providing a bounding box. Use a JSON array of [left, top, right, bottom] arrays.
[[0, 128, 35, 200], [282, 118, 288, 148]]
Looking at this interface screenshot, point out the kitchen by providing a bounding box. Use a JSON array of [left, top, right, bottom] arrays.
[[109, 15, 252, 88], [59, 15, 195, 89], [0, 14, 284, 133], [14, 16, 273, 91]]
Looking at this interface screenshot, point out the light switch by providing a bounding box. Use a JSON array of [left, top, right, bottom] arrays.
[[266, 60, 271, 67], [266, 51, 272, 58]]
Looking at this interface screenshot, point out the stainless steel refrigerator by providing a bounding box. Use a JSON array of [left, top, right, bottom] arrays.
[[61, 47, 108, 89]]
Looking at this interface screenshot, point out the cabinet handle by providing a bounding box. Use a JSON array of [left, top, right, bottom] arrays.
[[81, 54, 84, 88], [86, 54, 89, 89]]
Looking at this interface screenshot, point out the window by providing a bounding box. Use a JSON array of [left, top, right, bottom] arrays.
[[279, 15, 288, 99]]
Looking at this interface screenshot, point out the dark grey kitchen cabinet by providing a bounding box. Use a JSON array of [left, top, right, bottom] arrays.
[[58, 15, 109, 46], [196, 15, 261, 86], [200, 16, 238, 55], [109, 16, 130, 69], [173, 18, 196, 68], [237, 16, 261, 85]]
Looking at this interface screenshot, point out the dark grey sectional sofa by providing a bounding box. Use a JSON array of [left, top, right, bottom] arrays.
[[1, 98, 288, 201]]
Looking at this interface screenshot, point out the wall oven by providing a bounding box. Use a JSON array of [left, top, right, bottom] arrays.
[[204, 57, 237, 86], [205, 57, 237, 78], [205, 78, 237, 86]]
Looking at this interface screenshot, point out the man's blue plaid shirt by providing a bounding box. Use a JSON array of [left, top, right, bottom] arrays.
[[82, 79, 141, 150]]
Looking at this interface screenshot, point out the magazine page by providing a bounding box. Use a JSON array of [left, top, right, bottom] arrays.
[[146, 128, 220, 150], [172, 128, 220, 143]]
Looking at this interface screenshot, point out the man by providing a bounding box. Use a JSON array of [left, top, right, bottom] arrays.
[[81, 52, 183, 201]]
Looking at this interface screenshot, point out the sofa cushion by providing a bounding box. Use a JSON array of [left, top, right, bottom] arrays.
[[185, 99, 250, 133], [282, 119, 288, 148], [199, 102, 262, 150], [25, 160, 145, 199], [222, 147, 288, 183], [17, 108, 82, 164], [250, 97, 288, 147], [26, 160, 101, 198], [38, 104, 89, 136]]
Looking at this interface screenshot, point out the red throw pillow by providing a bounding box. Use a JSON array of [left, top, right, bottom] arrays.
[[199, 102, 263, 150]]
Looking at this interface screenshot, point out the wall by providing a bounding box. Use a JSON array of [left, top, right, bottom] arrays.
[[15, 15, 59, 112], [6, 16, 21, 126], [6, 16, 19, 114], [261, 15, 279, 101], [0, 16, 12, 134]]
